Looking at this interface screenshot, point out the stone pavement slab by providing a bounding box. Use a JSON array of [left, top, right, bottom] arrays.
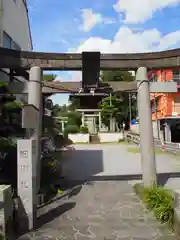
[[18, 181, 177, 240], [61, 144, 180, 180]]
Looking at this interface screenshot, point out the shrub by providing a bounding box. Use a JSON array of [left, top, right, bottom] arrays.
[[66, 111, 82, 127], [0, 82, 8, 94], [64, 124, 80, 134], [134, 183, 174, 227], [80, 126, 89, 133], [40, 156, 58, 190], [0, 138, 16, 150], [4, 101, 23, 109], [0, 138, 17, 192]]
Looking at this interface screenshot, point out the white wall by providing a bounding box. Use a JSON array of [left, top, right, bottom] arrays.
[[98, 132, 124, 143], [68, 134, 90, 143], [1, 0, 32, 50]]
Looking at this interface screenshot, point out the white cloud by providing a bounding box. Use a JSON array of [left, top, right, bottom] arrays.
[[76, 27, 180, 53], [113, 0, 180, 23], [69, 27, 180, 81], [80, 8, 116, 32], [54, 76, 64, 82]]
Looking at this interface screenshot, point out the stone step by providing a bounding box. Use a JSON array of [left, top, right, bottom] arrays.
[[90, 134, 100, 143]]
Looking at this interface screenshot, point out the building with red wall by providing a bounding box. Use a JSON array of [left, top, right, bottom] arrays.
[[148, 68, 180, 142], [149, 69, 180, 120]]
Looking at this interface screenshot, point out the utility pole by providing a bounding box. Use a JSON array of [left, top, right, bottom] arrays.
[[109, 93, 112, 131], [129, 92, 132, 128], [154, 95, 160, 139]]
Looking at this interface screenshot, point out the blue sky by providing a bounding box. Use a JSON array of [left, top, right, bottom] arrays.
[[27, 0, 180, 105]]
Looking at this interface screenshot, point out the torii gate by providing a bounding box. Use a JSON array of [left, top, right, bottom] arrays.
[[0, 47, 179, 232]]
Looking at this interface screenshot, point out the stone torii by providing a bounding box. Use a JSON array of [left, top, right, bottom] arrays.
[[7, 52, 176, 231]]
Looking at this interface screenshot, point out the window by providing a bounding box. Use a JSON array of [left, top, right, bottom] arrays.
[[164, 72, 166, 81], [3, 32, 11, 49], [173, 69, 180, 77], [173, 69, 180, 83], [3, 31, 21, 50], [151, 73, 157, 82], [12, 41, 21, 50]]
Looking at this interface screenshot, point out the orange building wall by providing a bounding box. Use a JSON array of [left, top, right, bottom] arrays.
[[150, 69, 179, 120], [156, 69, 173, 82]]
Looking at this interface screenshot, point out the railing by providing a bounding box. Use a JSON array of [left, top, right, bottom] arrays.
[[173, 74, 180, 84], [125, 131, 180, 154], [149, 73, 180, 85]]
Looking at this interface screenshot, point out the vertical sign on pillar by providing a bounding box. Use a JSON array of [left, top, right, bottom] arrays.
[[17, 139, 37, 231]]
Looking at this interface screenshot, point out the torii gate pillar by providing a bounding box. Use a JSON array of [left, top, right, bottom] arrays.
[[17, 67, 43, 232], [136, 67, 157, 187], [28, 66, 43, 192], [135, 67, 177, 186]]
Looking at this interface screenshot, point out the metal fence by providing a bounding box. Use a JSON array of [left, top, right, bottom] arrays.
[[125, 131, 180, 154]]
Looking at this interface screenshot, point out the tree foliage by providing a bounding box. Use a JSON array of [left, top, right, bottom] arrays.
[[101, 71, 134, 82], [43, 74, 57, 81], [99, 96, 122, 127], [68, 97, 80, 111], [65, 111, 82, 127], [0, 83, 24, 137], [99, 71, 137, 128]]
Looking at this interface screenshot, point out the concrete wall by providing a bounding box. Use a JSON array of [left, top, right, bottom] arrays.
[[0, 0, 32, 50], [98, 132, 124, 143], [68, 134, 90, 143], [0, 0, 32, 102]]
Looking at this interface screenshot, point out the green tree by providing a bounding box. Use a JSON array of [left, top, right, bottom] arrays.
[[99, 95, 122, 129], [43, 74, 57, 81], [42, 72, 58, 135], [65, 111, 82, 127], [0, 83, 24, 137], [68, 97, 80, 111], [44, 103, 62, 136], [101, 71, 134, 82], [100, 71, 137, 128]]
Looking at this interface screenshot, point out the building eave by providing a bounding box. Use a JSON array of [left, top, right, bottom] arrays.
[[23, 1, 33, 50]]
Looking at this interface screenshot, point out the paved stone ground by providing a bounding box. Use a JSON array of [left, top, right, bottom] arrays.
[[17, 143, 180, 239], [18, 181, 176, 240], [61, 143, 180, 181]]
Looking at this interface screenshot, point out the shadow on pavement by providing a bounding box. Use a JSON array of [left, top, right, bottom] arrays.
[[61, 149, 104, 180], [58, 172, 180, 186], [157, 172, 180, 186], [38, 185, 82, 208], [36, 201, 76, 228]]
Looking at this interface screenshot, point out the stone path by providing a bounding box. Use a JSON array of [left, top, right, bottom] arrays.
[[61, 144, 180, 181], [18, 181, 177, 240]]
